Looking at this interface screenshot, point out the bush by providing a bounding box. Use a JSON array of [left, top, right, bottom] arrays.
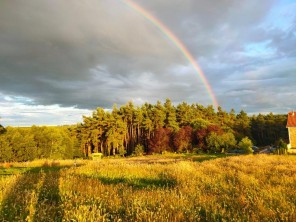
[[238, 137, 253, 154], [133, 144, 144, 156], [192, 147, 203, 154]]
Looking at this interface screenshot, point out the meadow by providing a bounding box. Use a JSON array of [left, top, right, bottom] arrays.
[[0, 154, 295, 221]]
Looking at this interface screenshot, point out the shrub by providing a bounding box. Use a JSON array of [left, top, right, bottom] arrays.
[[133, 144, 144, 156], [192, 147, 203, 154], [238, 137, 253, 154]]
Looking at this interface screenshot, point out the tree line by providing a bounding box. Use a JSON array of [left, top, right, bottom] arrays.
[[0, 99, 288, 161], [75, 99, 288, 157], [0, 126, 80, 162]]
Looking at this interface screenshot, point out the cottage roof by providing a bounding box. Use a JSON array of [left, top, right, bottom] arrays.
[[287, 112, 296, 127]]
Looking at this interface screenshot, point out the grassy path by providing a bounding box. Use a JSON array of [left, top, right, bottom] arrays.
[[0, 165, 67, 221]]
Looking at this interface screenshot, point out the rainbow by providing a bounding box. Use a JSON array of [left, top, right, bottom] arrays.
[[119, 0, 218, 108]]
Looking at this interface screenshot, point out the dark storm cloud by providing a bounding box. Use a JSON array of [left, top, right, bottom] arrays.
[[0, 0, 191, 109], [0, 0, 295, 121]]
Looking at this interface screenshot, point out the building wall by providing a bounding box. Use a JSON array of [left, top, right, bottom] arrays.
[[288, 127, 296, 148]]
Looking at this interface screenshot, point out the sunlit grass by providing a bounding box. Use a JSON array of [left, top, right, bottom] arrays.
[[0, 155, 295, 221]]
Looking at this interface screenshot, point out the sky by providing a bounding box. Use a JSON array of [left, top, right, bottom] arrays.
[[0, 0, 296, 126]]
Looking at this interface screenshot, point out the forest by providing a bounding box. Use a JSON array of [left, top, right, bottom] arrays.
[[0, 99, 288, 161]]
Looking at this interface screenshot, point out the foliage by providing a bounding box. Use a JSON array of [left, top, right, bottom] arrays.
[[234, 110, 251, 140], [173, 126, 193, 152], [251, 113, 288, 146], [238, 137, 253, 154], [0, 100, 290, 161], [0, 126, 76, 162], [206, 131, 236, 153], [149, 128, 173, 154], [133, 144, 144, 156], [0, 124, 6, 135], [220, 132, 237, 152], [0, 136, 13, 162], [74, 101, 289, 157], [274, 138, 288, 155]]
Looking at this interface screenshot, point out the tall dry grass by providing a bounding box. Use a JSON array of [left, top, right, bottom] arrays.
[[0, 156, 295, 221]]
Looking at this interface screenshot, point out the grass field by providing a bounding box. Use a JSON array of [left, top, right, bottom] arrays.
[[0, 154, 295, 221]]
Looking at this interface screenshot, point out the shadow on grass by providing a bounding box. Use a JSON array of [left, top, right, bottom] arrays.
[[0, 167, 42, 221], [185, 154, 228, 162], [89, 173, 177, 189], [33, 170, 63, 222], [0, 163, 69, 221], [0, 164, 68, 176], [0, 167, 30, 176], [127, 154, 228, 165]]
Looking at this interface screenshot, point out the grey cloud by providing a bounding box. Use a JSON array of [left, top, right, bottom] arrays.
[[0, 0, 295, 118], [216, 57, 296, 113], [0, 0, 187, 109]]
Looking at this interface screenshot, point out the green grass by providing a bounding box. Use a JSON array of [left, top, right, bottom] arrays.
[[0, 166, 65, 176], [0, 155, 295, 221], [0, 167, 29, 175]]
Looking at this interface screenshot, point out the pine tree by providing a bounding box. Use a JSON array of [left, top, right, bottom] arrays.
[[164, 98, 179, 131]]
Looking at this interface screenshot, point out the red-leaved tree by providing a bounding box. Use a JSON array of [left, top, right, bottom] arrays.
[[173, 126, 193, 152], [148, 128, 173, 154]]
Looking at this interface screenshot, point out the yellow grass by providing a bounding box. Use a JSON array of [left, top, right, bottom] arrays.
[[0, 155, 296, 221]]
